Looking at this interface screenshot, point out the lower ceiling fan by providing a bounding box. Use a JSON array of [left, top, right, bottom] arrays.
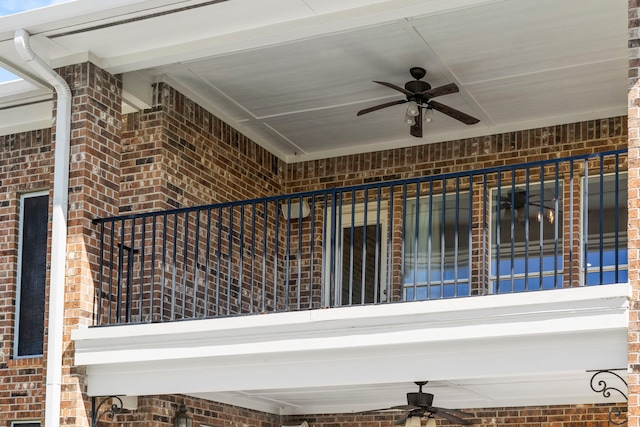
[[499, 190, 558, 224], [357, 67, 480, 138], [370, 381, 474, 426]]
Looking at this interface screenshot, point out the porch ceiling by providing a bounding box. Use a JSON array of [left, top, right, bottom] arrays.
[[0, 0, 628, 162], [72, 285, 630, 415]]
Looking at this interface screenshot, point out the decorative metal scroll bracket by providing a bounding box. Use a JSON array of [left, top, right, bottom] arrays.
[[91, 395, 124, 427], [588, 369, 628, 426]]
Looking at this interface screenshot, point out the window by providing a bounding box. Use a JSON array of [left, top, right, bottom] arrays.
[[324, 200, 388, 306], [490, 181, 563, 293], [584, 172, 627, 285], [15, 192, 48, 357], [11, 422, 40, 427], [403, 191, 471, 300]]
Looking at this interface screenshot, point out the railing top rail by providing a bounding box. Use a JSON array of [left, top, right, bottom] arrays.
[[93, 148, 627, 224]]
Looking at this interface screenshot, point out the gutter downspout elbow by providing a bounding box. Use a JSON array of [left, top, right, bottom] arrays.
[[14, 29, 71, 427]]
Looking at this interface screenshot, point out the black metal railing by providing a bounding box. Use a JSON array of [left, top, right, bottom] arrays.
[[92, 149, 627, 325]]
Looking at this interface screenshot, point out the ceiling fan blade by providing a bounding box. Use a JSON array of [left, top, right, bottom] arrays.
[[430, 408, 474, 425], [373, 81, 415, 97], [410, 109, 423, 137], [357, 99, 408, 116], [432, 407, 475, 418], [410, 121, 423, 138], [429, 101, 480, 125], [421, 83, 459, 98], [394, 411, 412, 425], [390, 405, 420, 411]]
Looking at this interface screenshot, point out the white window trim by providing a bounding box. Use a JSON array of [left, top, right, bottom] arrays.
[[488, 181, 564, 293], [402, 191, 472, 298], [323, 199, 388, 305]]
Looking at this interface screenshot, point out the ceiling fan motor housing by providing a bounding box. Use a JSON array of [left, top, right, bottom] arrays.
[[407, 392, 434, 407]]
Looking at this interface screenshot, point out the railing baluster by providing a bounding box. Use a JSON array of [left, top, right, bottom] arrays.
[[239, 204, 245, 314], [614, 153, 620, 283], [297, 197, 303, 310], [583, 161, 589, 286], [413, 183, 420, 301], [309, 196, 316, 309], [227, 206, 234, 315], [524, 169, 530, 291], [284, 199, 291, 310], [215, 207, 222, 317], [439, 181, 446, 299], [569, 160, 575, 288], [553, 163, 560, 289], [361, 189, 368, 306], [599, 157, 605, 284], [160, 213, 167, 321], [171, 213, 178, 320], [510, 172, 516, 292], [374, 187, 381, 303], [250, 203, 256, 314], [262, 201, 268, 312], [204, 208, 212, 318], [181, 212, 190, 319], [193, 210, 201, 318], [97, 221, 105, 325], [495, 173, 502, 293]]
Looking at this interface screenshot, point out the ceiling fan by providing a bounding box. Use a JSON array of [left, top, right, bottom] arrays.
[[498, 190, 558, 224], [357, 67, 479, 138], [370, 381, 474, 426]]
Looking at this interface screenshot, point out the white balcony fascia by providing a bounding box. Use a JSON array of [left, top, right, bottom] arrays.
[[72, 284, 630, 412]]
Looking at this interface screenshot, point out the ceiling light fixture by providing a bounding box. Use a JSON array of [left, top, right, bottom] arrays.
[[424, 107, 434, 123], [406, 100, 420, 117], [405, 113, 416, 126]]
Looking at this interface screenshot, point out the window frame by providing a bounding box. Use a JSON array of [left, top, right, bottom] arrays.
[[14, 191, 49, 359], [402, 190, 472, 300], [488, 180, 564, 293], [323, 199, 389, 306]]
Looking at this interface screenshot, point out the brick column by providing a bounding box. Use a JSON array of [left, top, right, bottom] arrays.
[[54, 62, 122, 427], [629, 1, 640, 427]]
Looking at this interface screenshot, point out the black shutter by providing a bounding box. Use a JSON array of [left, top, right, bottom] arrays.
[[17, 194, 48, 357]]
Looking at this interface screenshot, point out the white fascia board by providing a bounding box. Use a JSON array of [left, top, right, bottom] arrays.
[[73, 284, 629, 367]]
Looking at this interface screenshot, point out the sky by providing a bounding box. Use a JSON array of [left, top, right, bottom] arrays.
[[0, 0, 74, 82]]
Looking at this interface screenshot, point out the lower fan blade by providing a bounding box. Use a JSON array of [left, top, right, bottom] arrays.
[[433, 407, 475, 418], [357, 99, 408, 116], [373, 81, 414, 97], [410, 109, 423, 137], [394, 411, 411, 426], [429, 101, 479, 125], [420, 83, 459, 98], [410, 121, 422, 138], [431, 408, 474, 425], [390, 405, 420, 411]]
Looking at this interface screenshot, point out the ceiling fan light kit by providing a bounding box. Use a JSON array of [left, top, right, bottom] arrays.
[[357, 67, 479, 138]]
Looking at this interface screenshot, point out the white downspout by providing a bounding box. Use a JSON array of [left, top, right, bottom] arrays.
[[14, 29, 71, 427]]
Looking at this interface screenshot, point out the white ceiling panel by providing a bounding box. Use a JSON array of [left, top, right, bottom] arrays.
[[412, 0, 627, 85]]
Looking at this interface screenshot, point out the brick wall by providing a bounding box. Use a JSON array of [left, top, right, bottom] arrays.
[[121, 82, 286, 213], [107, 394, 279, 427], [286, 118, 626, 191], [0, 129, 52, 424], [291, 404, 623, 427]]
